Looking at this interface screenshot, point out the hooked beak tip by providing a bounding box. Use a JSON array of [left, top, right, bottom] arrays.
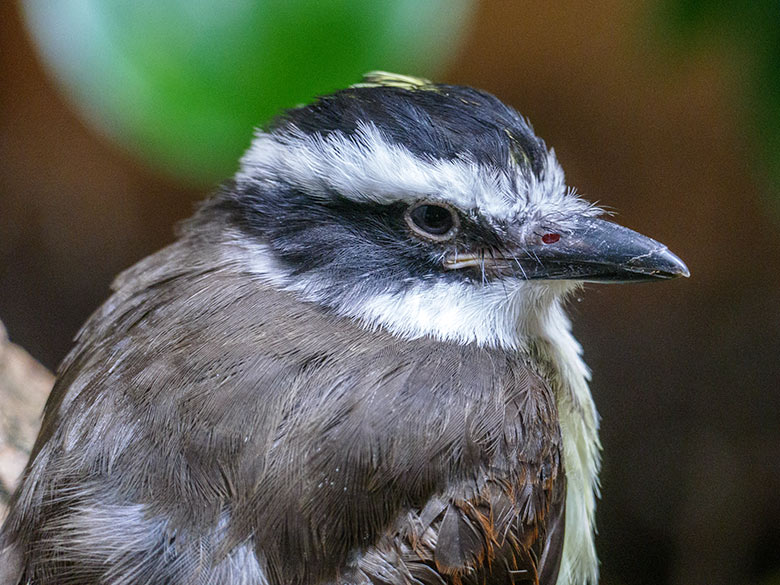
[[632, 247, 690, 280]]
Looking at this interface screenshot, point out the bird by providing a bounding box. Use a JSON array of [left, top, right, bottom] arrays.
[[0, 71, 688, 585]]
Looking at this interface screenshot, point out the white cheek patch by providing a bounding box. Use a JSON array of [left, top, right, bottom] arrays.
[[226, 235, 576, 351], [344, 279, 570, 349], [236, 123, 593, 223]]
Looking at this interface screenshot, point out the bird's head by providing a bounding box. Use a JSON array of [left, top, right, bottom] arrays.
[[211, 72, 688, 348]]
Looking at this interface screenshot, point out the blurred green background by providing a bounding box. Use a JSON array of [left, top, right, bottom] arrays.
[[1, 2, 779, 585], [661, 0, 780, 215], [21, 0, 474, 183]]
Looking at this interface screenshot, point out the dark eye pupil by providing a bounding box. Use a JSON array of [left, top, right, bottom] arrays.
[[410, 204, 454, 235]]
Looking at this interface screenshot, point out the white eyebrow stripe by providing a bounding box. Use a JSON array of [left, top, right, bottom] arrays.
[[236, 123, 584, 221]]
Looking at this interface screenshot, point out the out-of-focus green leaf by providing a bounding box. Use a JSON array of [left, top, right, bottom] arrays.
[[21, 0, 475, 185]]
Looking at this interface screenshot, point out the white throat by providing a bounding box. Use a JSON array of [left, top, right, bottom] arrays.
[[340, 278, 575, 350]]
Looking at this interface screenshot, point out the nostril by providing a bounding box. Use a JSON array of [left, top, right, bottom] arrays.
[[542, 233, 561, 244]]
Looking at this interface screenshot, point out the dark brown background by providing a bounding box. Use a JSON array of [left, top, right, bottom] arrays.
[[1, 2, 779, 584]]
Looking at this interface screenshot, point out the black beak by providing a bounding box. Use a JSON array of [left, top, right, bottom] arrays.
[[515, 216, 690, 283]]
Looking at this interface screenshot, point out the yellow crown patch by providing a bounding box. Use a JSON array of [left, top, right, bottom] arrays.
[[352, 71, 436, 91]]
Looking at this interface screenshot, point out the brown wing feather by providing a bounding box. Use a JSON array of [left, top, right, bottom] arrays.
[[334, 362, 566, 585], [339, 469, 565, 585], [537, 479, 566, 585]]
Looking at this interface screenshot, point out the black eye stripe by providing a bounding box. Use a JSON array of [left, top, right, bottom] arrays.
[[404, 202, 459, 242]]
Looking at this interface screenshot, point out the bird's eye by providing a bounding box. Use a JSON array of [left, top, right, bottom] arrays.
[[405, 202, 459, 241]]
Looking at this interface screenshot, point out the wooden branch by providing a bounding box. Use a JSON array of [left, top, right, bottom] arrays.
[[0, 320, 53, 521]]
